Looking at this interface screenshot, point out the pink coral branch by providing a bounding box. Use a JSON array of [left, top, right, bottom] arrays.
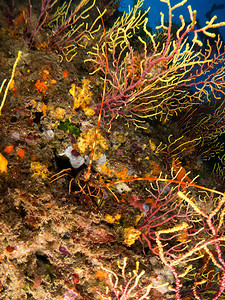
[[90, 0, 225, 127], [138, 185, 225, 299]]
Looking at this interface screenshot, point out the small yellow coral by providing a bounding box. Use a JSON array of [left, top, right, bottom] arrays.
[[135, 214, 143, 225], [41, 103, 47, 116], [30, 162, 49, 179], [9, 79, 15, 90], [114, 213, 121, 221], [70, 78, 94, 115], [149, 139, 156, 151], [123, 227, 141, 247], [0, 153, 8, 173], [83, 106, 95, 116], [53, 107, 65, 120], [77, 128, 109, 160], [99, 161, 112, 176], [105, 214, 115, 224], [48, 106, 66, 124], [105, 213, 121, 224]]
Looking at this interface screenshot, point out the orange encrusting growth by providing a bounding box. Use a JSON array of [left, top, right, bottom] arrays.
[[63, 70, 68, 78], [17, 148, 25, 159], [4, 145, 14, 154], [35, 79, 47, 93]]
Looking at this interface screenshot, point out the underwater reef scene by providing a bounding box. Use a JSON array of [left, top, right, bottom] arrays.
[[1, 0, 225, 299]]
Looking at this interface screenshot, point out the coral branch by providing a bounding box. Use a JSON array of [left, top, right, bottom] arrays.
[[137, 177, 225, 299], [47, 0, 105, 61], [87, 0, 225, 128], [0, 51, 22, 115]]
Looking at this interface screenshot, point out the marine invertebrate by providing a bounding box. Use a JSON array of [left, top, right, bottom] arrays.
[[176, 99, 225, 163], [17, 148, 25, 159], [4, 145, 14, 154], [0, 153, 8, 173], [27, 0, 58, 48], [49, 5, 225, 299], [47, 0, 106, 61], [26, 0, 105, 61], [50, 2, 223, 203], [77, 128, 109, 160], [0, 51, 21, 115], [30, 162, 49, 179], [123, 227, 141, 247], [88, 0, 225, 128], [35, 79, 47, 93], [136, 176, 225, 300], [97, 257, 154, 299], [70, 77, 95, 116]]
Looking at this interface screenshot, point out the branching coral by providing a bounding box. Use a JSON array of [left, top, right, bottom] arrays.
[[97, 257, 154, 299], [137, 174, 225, 300], [47, 0, 105, 61], [177, 99, 225, 162], [0, 51, 21, 115], [87, 0, 225, 128]]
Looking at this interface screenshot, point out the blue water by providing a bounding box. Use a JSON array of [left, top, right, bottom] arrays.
[[118, 0, 225, 41]]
